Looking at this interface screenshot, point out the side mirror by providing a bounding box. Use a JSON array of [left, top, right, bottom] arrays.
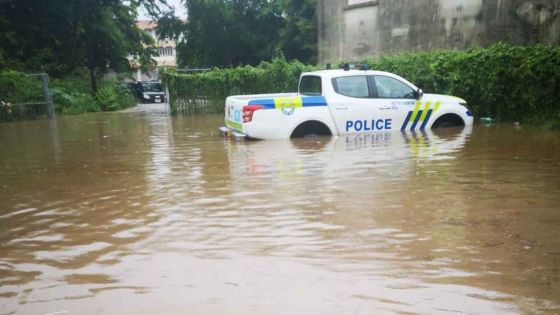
[[415, 88, 423, 100]]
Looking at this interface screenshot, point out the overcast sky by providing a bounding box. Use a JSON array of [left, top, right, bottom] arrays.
[[138, 0, 187, 20]]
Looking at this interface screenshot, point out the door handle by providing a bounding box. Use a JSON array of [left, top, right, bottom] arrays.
[[379, 106, 391, 110], [335, 106, 348, 110]]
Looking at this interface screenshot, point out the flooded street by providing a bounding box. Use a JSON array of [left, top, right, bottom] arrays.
[[1, 109, 559, 314]]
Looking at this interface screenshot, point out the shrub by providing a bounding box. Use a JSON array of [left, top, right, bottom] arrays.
[[51, 87, 100, 114], [51, 73, 136, 114], [364, 43, 560, 125], [96, 81, 135, 111], [0, 70, 44, 104], [50, 73, 99, 114], [162, 57, 318, 114]]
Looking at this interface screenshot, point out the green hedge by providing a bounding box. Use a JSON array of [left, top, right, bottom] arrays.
[[162, 58, 317, 114], [163, 43, 560, 128], [364, 43, 560, 127]]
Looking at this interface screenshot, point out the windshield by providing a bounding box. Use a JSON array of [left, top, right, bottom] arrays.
[[141, 82, 163, 92]]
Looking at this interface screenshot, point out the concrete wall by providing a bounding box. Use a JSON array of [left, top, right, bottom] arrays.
[[318, 0, 560, 62]]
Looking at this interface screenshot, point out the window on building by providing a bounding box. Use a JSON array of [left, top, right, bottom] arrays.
[[157, 47, 174, 56], [373, 76, 415, 98], [332, 76, 369, 98]]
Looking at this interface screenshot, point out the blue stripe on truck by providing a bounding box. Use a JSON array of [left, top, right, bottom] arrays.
[[302, 96, 328, 107], [248, 98, 275, 109]]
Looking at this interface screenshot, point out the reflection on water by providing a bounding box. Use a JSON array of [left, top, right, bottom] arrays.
[[0, 113, 559, 314]]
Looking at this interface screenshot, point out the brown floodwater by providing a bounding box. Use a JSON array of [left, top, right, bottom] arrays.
[[0, 107, 559, 314]]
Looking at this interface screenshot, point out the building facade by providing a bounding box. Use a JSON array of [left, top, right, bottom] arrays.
[[317, 0, 560, 62], [135, 20, 177, 81]]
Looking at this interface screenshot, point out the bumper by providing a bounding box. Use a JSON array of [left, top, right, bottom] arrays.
[[143, 95, 165, 103], [219, 126, 248, 140]]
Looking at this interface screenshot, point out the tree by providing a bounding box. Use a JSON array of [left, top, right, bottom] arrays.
[[76, 0, 160, 93], [0, 0, 165, 94], [158, 0, 285, 68], [157, 0, 318, 68], [279, 0, 317, 64], [0, 0, 79, 74]]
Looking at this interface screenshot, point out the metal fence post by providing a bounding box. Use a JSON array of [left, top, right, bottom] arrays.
[[41, 74, 55, 119], [165, 85, 171, 113]]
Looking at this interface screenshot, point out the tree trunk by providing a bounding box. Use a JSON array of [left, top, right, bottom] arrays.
[[81, 0, 97, 95], [89, 66, 97, 96]]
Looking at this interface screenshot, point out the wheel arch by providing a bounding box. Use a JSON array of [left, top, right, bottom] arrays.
[[431, 113, 465, 129]]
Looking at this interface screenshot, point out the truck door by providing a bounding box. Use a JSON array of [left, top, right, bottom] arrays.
[[330, 75, 392, 135], [371, 75, 419, 131]]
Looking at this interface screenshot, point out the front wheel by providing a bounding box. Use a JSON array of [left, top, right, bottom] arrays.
[[432, 114, 465, 129]]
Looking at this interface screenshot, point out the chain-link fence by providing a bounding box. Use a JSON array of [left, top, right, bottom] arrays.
[[163, 68, 223, 114], [0, 72, 55, 122]]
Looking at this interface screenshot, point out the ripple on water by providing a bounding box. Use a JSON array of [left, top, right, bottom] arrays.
[[35, 242, 113, 266], [1, 118, 560, 314]]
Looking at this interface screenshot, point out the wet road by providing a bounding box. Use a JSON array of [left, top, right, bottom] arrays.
[[0, 109, 559, 314]]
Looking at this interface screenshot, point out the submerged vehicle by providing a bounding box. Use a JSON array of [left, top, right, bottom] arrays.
[[221, 68, 473, 140]]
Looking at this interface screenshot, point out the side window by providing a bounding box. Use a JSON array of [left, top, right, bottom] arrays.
[[374, 76, 415, 99], [299, 76, 322, 96], [332, 76, 369, 98]]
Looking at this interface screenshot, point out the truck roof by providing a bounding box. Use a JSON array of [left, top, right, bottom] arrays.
[[303, 69, 401, 78], [301, 69, 418, 89]]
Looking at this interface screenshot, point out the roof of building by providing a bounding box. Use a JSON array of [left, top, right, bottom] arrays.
[[137, 20, 156, 30]]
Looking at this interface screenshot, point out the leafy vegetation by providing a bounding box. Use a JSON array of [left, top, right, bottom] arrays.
[[0, 70, 43, 104], [0, 0, 164, 94], [51, 75, 136, 114], [364, 43, 560, 126], [164, 44, 560, 128], [280, 0, 318, 64], [0, 70, 46, 121], [157, 0, 318, 67], [0, 0, 318, 118], [162, 58, 317, 113], [0, 70, 135, 118]]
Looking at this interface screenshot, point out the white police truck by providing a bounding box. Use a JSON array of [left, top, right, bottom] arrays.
[[220, 67, 473, 140]]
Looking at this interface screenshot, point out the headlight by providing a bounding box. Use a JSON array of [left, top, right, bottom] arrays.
[[143, 94, 150, 99], [460, 102, 474, 117]]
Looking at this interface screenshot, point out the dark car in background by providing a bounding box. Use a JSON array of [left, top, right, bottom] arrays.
[[127, 81, 166, 103], [126, 82, 141, 99]]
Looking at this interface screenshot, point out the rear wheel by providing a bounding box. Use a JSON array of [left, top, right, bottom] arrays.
[[290, 121, 332, 138]]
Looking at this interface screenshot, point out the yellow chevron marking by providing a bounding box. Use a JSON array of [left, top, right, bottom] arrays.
[[433, 101, 441, 113], [419, 101, 432, 122], [409, 101, 422, 122]]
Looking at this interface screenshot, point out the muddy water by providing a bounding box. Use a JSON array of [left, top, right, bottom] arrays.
[[0, 110, 559, 314]]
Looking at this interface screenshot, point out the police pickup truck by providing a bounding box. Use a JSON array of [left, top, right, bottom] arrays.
[[220, 67, 473, 140]]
